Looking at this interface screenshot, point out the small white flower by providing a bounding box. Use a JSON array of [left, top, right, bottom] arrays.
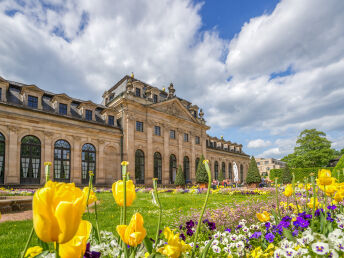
[[296, 248, 308, 256], [236, 241, 244, 250], [328, 249, 339, 258], [222, 237, 229, 244], [274, 249, 284, 258], [280, 239, 293, 249], [189, 242, 194, 247], [311, 242, 329, 255], [242, 227, 249, 233], [212, 245, 221, 253], [284, 248, 296, 257], [212, 240, 219, 246], [334, 240, 344, 252], [214, 233, 219, 239], [329, 229, 343, 239], [230, 234, 238, 241]]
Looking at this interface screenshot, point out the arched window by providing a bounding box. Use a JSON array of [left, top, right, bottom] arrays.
[[183, 156, 190, 183], [135, 149, 145, 184], [54, 140, 71, 182], [0, 132, 5, 184], [228, 162, 232, 180], [195, 157, 200, 174], [222, 162, 226, 179], [81, 143, 96, 184], [240, 164, 244, 183], [154, 152, 162, 184], [169, 154, 177, 184], [21, 136, 41, 184], [214, 161, 219, 180]]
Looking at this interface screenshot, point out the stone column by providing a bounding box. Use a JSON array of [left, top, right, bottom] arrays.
[[125, 112, 135, 176], [43, 131, 53, 183], [177, 128, 183, 168], [191, 131, 196, 182], [6, 126, 19, 184], [163, 125, 170, 185], [97, 139, 106, 185], [201, 129, 207, 158], [72, 136, 81, 184], [146, 120, 154, 185]]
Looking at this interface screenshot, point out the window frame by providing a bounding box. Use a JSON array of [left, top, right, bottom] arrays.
[[154, 126, 161, 136], [81, 143, 96, 184], [135, 88, 141, 97], [195, 136, 200, 144], [28, 95, 38, 108], [136, 121, 144, 132], [184, 133, 189, 142], [85, 109, 93, 120], [108, 115, 115, 126], [54, 140, 71, 182], [170, 130, 176, 139], [59, 103, 68, 115]]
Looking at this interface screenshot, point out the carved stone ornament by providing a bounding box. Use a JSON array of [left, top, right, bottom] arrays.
[[73, 135, 82, 141], [7, 125, 17, 133], [44, 131, 54, 137]]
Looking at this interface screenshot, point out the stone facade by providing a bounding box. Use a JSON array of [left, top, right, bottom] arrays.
[[0, 75, 249, 186], [256, 158, 286, 177]]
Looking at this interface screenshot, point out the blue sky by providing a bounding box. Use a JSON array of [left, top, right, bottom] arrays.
[[1, 0, 344, 159]]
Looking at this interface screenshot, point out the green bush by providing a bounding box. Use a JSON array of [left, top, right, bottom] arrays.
[[246, 156, 261, 184], [270, 167, 334, 183], [333, 155, 344, 182], [175, 165, 185, 186], [281, 165, 292, 184], [196, 154, 208, 183]]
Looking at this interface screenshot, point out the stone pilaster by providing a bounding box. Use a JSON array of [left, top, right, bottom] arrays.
[[97, 139, 106, 184], [191, 131, 196, 182], [43, 131, 53, 183], [72, 136, 81, 184], [146, 120, 154, 185], [163, 125, 170, 184], [6, 126, 19, 184]]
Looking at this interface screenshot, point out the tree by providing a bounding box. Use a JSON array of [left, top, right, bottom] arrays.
[[281, 164, 292, 184], [196, 155, 208, 183], [175, 165, 185, 186], [282, 129, 334, 168], [218, 168, 225, 182], [246, 156, 261, 184]]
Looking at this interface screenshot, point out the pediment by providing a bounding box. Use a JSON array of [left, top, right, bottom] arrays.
[[21, 85, 45, 95], [51, 93, 73, 103], [150, 99, 197, 123]]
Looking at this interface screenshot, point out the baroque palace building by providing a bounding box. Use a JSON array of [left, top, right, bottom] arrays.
[[0, 75, 249, 186]]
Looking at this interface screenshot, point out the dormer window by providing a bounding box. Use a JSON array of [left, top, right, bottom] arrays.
[[135, 88, 141, 97], [59, 103, 67, 115], [153, 94, 158, 103], [85, 109, 92, 120], [0, 88, 2, 101], [28, 95, 38, 108], [108, 115, 114, 126]]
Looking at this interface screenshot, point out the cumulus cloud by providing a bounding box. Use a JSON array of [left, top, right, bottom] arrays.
[[1, 0, 344, 159], [247, 139, 271, 148]]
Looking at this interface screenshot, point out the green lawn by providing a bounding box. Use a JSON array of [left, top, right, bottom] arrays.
[[0, 192, 271, 257]]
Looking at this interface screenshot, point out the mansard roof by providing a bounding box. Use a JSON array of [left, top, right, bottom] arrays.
[[1, 77, 118, 128]]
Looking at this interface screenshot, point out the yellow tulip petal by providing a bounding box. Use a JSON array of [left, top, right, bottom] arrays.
[[117, 225, 128, 244]]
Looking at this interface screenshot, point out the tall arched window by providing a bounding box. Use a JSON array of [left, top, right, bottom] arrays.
[[81, 143, 96, 184], [21, 135, 41, 184], [154, 152, 162, 184], [183, 156, 190, 183], [222, 162, 226, 179], [228, 162, 232, 180], [214, 161, 219, 180], [135, 149, 145, 184], [0, 132, 5, 184], [169, 154, 177, 184], [240, 164, 244, 183], [54, 140, 71, 182], [195, 157, 200, 174]]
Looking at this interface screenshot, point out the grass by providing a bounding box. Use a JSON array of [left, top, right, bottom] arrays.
[[0, 192, 272, 257]]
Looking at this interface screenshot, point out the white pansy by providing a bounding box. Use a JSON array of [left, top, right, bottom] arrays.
[[296, 248, 308, 256], [230, 234, 238, 241], [214, 233, 220, 239], [311, 242, 329, 255], [333, 240, 344, 252], [242, 227, 249, 233], [280, 239, 293, 249], [274, 249, 284, 258], [236, 241, 244, 250], [284, 248, 296, 257], [328, 249, 339, 258], [212, 240, 219, 246], [222, 237, 229, 244], [212, 245, 221, 253]]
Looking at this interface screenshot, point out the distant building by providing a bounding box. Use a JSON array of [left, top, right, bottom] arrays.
[[255, 158, 286, 177], [328, 155, 342, 167]]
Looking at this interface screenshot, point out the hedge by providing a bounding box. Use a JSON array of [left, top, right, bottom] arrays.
[[270, 167, 334, 183]]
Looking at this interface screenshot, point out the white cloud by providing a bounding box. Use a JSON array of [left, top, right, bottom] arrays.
[[258, 147, 281, 158], [247, 139, 271, 148]]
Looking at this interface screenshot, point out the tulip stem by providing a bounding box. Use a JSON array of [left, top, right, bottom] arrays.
[[122, 163, 128, 258], [55, 243, 60, 258], [311, 175, 316, 227], [191, 161, 212, 258], [153, 179, 162, 249], [20, 226, 34, 258], [292, 173, 300, 214], [94, 200, 101, 243], [275, 178, 281, 218]]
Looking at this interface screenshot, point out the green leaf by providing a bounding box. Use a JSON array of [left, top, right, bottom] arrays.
[[37, 239, 49, 251], [143, 236, 153, 254], [200, 239, 214, 258], [283, 229, 294, 241]]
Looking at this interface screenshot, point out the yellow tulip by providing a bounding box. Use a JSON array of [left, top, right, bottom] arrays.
[[25, 246, 43, 257], [116, 213, 147, 247], [307, 197, 319, 209], [59, 220, 92, 258], [33, 181, 85, 244], [158, 227, 191, 258], [320, 184, 337, 196], [256, 211, 270, 222], [112, 180, 136, 206], [83, 187, 97, 206], [317, 169, 333, 186], [283, 184, 293, 197], [334, 190, 344, 202]]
